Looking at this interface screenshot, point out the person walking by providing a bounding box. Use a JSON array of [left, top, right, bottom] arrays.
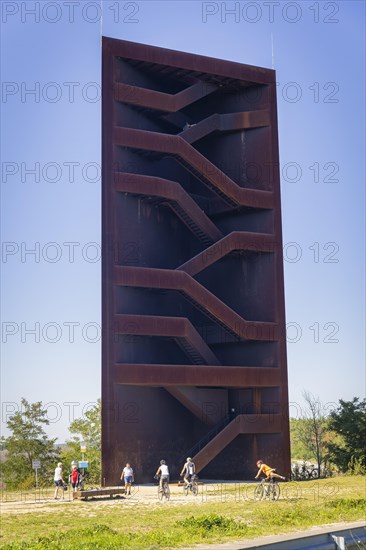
[[69, 461, 82, 492], [54, 462, 65, 500], [120, 462, 134, 495]]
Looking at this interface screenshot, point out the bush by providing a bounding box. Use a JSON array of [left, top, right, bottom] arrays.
[[325, 498, 366, 511], [177, 514, 248, 535], [346, 456, 366, 476]]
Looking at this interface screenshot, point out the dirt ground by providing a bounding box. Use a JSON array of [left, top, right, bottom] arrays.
[[0, 481, 255, 515]]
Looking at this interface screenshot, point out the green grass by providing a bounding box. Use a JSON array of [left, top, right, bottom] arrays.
[[0, 477, 365, 549]]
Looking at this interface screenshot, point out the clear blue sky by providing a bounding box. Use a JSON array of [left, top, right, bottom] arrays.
[[1, 1, 365, 441]]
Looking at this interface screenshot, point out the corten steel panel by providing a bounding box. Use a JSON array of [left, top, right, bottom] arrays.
[[102, 37, 290, 484]]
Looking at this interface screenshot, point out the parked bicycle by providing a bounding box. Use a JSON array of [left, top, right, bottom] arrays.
[[77, 472, 98, 491], [291, 462, 319, 481], [154, 474, 170, 501], [183, 474, 198, 496], [78, 473, 87, 491], [254, 477, 280, 501], [303, 465, 319, 479]]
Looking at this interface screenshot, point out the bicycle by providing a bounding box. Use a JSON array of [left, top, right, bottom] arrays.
[[183, 474, 198, 496], [154, 475, 170, 501], [254, 477, 280, 501], [78, 474, 86, 491], [306, 466, 319, 479], [78, 473, 94, 491], [77, 473, 98, 492], [292, 462, 319, 481]]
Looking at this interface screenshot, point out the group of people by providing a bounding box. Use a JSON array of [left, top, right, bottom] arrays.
[[54, 458, 285, 499], [119, 457, 195, 494], [119, 458, 286, 494], [53, 461, 84, 499]]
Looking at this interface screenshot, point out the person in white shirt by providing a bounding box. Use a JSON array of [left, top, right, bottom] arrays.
[[155, 460, 169, 491], [180, 457, 195, 487], [53, 462, 64, 500], [120, 462, 134, 495]]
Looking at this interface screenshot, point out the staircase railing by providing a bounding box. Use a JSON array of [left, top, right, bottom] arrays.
[[179, 414, 232, 463]]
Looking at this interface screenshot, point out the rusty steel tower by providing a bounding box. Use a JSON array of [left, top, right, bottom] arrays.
[[102, 37, 290, 484]]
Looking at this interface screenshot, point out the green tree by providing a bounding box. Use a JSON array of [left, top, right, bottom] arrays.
[[0, 398, 59, 488], [290, 418, 315, 460], [293, 391, 329, 477], [60, 399, 101, 484], [326, 397, 366, 473]]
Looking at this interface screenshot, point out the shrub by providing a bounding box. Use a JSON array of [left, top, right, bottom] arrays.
[[177, 514, 247, 535]]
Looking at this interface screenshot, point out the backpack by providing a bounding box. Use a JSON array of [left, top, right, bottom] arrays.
[[187, 461, 195, 475]]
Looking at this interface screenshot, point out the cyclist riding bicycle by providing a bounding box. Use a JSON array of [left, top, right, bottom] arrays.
[[180, 457, 195, 487], [155, 460, 169, 491], [255, 460, 286, 481]]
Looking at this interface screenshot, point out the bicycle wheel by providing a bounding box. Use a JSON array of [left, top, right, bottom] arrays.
[[164, 484, 170, 501], [254, 484, 264, 501], [191, 482, 198, 496], [158, 486, 164, 501], [270, 481, 280, 501], [183, 484, 189, 496]]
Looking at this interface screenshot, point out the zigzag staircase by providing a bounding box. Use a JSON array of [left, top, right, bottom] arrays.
[[103, 39, 289, 480]]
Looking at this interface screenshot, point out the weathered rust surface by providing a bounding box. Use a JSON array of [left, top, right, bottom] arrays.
[[114, 265, 278, 341], [193, 414, 282, 473], [113, 127, 274, 208], [114, 314, 220, 365], [178, 111, 271, 144], [177, 231, 278, 275], [112, 364, 281, 387], [114, 81, 219, 112], [102, 37, 291, 483], [114, 173, 223, 244]]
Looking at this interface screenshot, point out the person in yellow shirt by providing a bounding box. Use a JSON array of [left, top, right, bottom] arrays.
[[255, 460, 286, 481]]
